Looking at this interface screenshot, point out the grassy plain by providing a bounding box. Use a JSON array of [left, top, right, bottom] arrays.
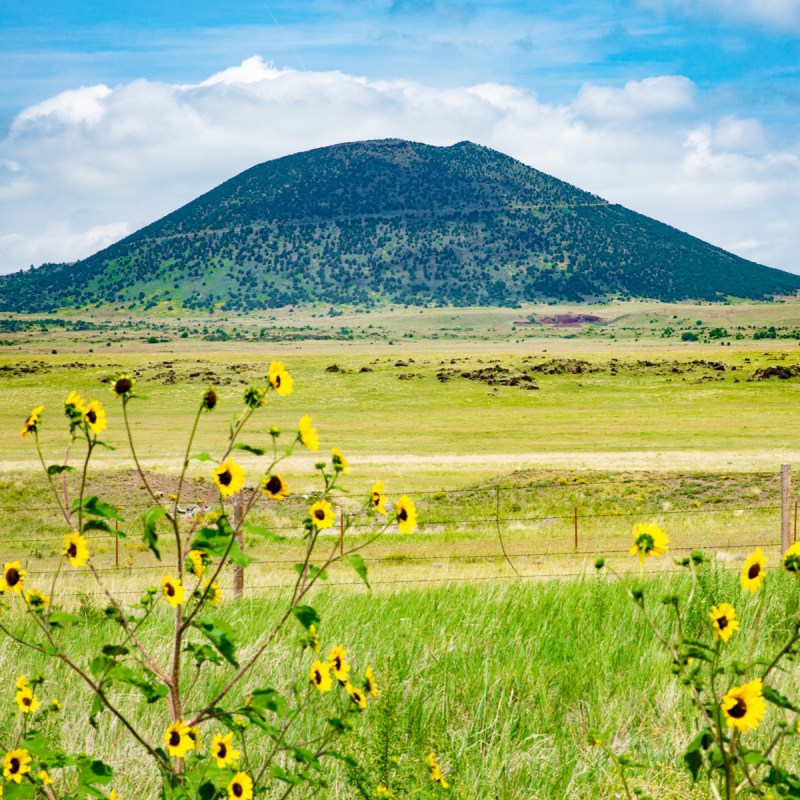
[[2, 300, 800, 797]]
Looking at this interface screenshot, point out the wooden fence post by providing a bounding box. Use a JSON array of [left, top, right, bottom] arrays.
[[781, 464, 792, 556], [233, 492, 244, 598], [573, 505, 578, 552], [340, 508, 345, 556]]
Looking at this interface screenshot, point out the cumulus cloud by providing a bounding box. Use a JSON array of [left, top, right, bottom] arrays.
[[1, 56, 799, 276]]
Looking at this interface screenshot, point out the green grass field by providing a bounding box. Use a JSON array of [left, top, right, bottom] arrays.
[[3, 300, 800, 798]]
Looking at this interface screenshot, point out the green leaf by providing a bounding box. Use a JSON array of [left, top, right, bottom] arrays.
[[242, 523, 285, 542], [3, 783, 35, 799], [185, 642, 222, 667], [83, 519, 125, 538], [89, 695, 105, 728], [197, 782, 217, 800], [343, 554, 370, 588], [102, 645, 130, 657], [763, 684, 800, 713], [293, 748, 321, 770], [327, 750, 358, 767], [47, 464, 74, 476], [234, 443, 266, 456], [680, 646, 713, 663], [269, 766, 298, 785], [195, 615, 239, 667], [21, 730, 60, 760], [48, 611, 83, 628], [248, 689, 287, 717], [291, 605, 320, 631], [683, 728, 713, 782], [141, 506, 165, 560], [93, 440, 116, 451], [191, 452, 213, 462], [73, 495, 124, 521], [192, 517, 253, 567], [293, 563, 328, 581], [78, 758, 113, 785]]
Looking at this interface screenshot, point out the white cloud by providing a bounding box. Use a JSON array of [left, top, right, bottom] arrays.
[[572, 76, 695, 121], [1, 56, 800, 276], [638, 0, 800, 29]]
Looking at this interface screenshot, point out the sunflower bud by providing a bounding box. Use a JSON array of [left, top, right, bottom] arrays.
[[594, 557, 605, 570], [202, 388, 218, 411], [243, 385, 266, 408]]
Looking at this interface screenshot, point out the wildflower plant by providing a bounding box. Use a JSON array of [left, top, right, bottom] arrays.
[[13, 363, 422, 799], [596, 525, 800, 799]]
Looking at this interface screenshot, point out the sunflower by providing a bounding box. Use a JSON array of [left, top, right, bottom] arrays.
[[162, 575, 185, 607], [16, 676, 28, 690], [4, 749, 31, 783], [164, 720, 195, 758], [38, 770, 52, 786], [365, 666, 380, 697], [268, 361, 293, 396], [332, 447, 350, 474], [741, 548, 768, 593], [722, 678, 766, 732], [308, 624, 320, 653], [227, 772, 253, 800], [328, 645, 351, 684], [205, 579, 223, 605], [110, 791, 120, 800], [783, 541, 800, 574], [65, 391, 85, 414], [113, 375, 135, 398], [371, 481, 387, 515], [298, 415, 319, 451], [376, 787, 393, 798], [15, 687, 39, 714], [629, 522, 669, 561], [212, 458, 245, 497], [202, 388, 218, 411], [261, 474, 289, 500], [211, 732, 240, 768], [395, 496, 417, 534], [427, 753, 449, 789], [1, 562, 26, 594], [345, 681, 367, 710], [243, 385, 267, 408], [24, 588, 50, 609], [186, 550, 205, 578], [83, 400, 107, 435], [309, 499, 336, 530], [21, 405, 44, 438], [710, 603, 740, 644], [64, 531, 90, 567], [309, 660, 333, 693]]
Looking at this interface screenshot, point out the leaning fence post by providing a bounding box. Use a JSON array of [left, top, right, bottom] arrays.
[[781, 464, 792, 556], [233, 491, 244, 598]]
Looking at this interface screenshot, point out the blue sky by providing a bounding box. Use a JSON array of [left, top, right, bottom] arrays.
[[2, 0, 800, 274]]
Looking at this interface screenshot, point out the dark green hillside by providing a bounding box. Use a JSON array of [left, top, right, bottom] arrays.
[[2, 139, 798, 311]]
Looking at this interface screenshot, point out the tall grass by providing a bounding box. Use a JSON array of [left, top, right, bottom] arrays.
[[4, 565, 799, 798]]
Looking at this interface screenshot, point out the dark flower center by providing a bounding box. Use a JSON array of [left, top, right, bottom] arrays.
[[115, 378, 132, 395], [67, 543, 77, 558], [333, 656, 342, 670], [265, 476, 282, 494], [6, 568, 19, 586], [314, 509, 325, 521], [203, 390, 218, 410], [218, 743, 227, 758], [748, 563, 761, 579], [313, 669, 322, 685], [218, 469, 232, 486], [166, 583, 175, 597], [86, 410, 97, 424], [233, 782, 243, 798], [9, 758, 19, 774], [718, 615, 728, 630], [398, 508, 408, 522], [22, 696, 31, 706], [274, 374, 282, 388], [728, 698, 747, 719], [169, 731, 181, 747]]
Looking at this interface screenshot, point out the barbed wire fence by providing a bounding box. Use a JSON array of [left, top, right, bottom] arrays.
[[1, 465, 795, 600]]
